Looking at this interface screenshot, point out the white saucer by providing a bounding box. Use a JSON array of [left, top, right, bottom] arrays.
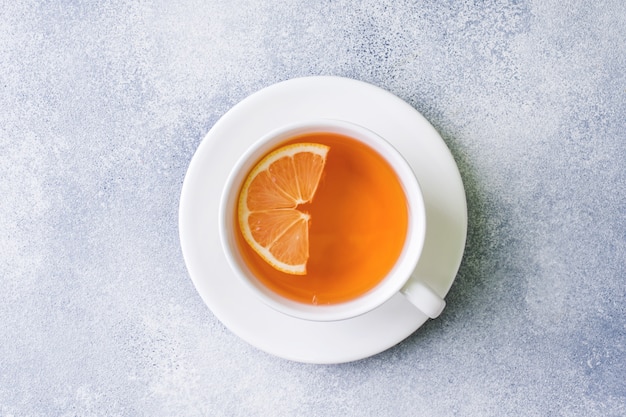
[[179, 76, 467, 364]]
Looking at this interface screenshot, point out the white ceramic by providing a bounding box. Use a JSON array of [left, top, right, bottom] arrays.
[[218, 119, 445, 322], [179, 76, 467, 364]]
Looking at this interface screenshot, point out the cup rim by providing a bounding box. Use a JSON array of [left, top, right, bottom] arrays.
[[218, 118, 426, 322]]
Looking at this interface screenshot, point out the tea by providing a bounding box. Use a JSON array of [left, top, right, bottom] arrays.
[[235, 132, 409, 305]]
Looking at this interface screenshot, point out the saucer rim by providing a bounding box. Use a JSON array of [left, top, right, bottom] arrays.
[[179, 76, 467, 364]]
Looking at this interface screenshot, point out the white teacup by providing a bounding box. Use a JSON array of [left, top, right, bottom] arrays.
[[219, 119, 445, 322]]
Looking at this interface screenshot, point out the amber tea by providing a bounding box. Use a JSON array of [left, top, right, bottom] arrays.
[[234, 131, 409, 305]]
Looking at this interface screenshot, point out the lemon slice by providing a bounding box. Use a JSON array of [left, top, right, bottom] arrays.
[[238, 142, 329, 274]]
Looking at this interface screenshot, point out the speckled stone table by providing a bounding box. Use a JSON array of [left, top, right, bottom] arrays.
[[1, 1, 624, 416]]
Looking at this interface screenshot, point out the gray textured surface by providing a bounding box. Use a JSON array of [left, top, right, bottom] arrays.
[[1, 1, 625, 416]]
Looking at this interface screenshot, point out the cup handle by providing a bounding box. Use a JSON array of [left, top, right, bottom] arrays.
[[400, 280, 446, 319]]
